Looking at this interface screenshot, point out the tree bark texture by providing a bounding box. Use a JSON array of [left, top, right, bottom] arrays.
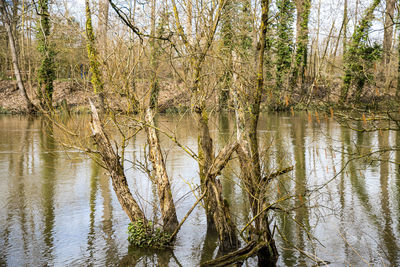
[[144, 108, 179, 233], [0, 0, 34, 112], [89, 100, 146, 223], [143, 0, 179, 234], [234, 0, 279, 265], [293, 0, 311, 92], [85, 0, 105, 111], [383, 0, 395, 66]]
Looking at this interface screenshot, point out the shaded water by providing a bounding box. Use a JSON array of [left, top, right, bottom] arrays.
[[0, 113, 399, 266]]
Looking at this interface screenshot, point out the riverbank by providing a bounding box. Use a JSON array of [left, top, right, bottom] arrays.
[[0, 80, 191, 114], [1, 80, 398, 114]]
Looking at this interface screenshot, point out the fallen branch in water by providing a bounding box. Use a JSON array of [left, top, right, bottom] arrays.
[[200, 240, 267, 267]]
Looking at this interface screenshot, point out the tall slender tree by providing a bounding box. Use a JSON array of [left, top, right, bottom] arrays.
[[85, 0, 104, 111], [233, 0, 279, 264], [343, 0, 348, 54], [219, 0, 236, 110], [275, 0, 295, 93], [37, 0, 55, 109], [144, 0, 179, 233], [0, 0, 34, 112], [340, 0, 381, 104], [383, 0, 395, 66], [292, 0, 311, 94]]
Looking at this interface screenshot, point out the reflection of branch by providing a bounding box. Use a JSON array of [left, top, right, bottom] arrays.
[[276, 226, 330, 266], [338, 231, 370, 266], [169, 189, 206, 242], [169, 140, 239, 241], [240, 195, 291, 239]]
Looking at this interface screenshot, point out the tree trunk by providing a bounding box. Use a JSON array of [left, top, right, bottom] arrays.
[[234, 0, 279, 265], [203, 137, 240, 252], [343, 0, 348, 54], [85, 0, 105, 112], [397, 24, 400, 97], [89, 100, 146, 223], [144, 109, 179, 233], [37, 0, 55, 110], [340, 0, 381, 104], [1, 0, 34, 112], [293, 0, 311, 94], [98, 0, 109, 53], [383, 0, 395, 90], [219, 0, 234, 110], [98, 0, 109, 79], [144, 0, 179, 234], [383, 0, 395, 66]]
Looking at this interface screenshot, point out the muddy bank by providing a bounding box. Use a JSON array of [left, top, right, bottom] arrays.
[[0, 80, 191, 114]]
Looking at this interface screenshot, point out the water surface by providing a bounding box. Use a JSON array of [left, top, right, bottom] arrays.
[[0, 113, 399, 266]]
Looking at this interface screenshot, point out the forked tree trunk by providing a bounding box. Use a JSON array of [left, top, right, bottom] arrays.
[[233, 0, 279, 265], [194, 108, 239, 252], [170, 0, 239, 252], [143, 0, 179, 234], [204, 139, 240, 252]]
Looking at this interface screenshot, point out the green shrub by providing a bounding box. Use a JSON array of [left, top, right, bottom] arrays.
[[127, 220, 171, 248]]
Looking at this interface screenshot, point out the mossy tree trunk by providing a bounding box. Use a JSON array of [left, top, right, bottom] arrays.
[[292, 0, 311, 95], [340, 0, 381, 104], [85, 0, 105, 112], [234, 0, 279, 265], [275, 0, 294, 102], [171, 0, 239, 252], [37, 0, 55, 110]]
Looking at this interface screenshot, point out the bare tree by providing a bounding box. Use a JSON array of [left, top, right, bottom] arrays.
[[383, 0, 395, 66], [0, 0, 34, 112]]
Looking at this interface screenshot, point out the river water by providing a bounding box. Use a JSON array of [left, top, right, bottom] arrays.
[[0, 113, 399, 266]]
